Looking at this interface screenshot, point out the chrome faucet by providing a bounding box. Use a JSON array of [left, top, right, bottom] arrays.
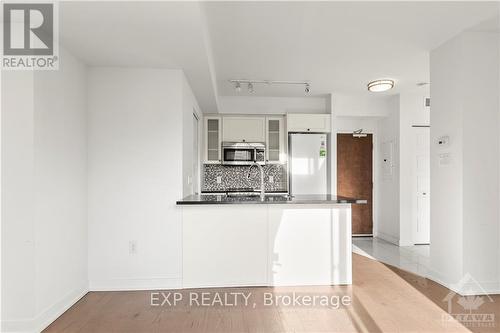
[[247, 162, 265, 200]]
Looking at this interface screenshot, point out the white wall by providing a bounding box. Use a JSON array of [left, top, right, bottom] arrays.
[[376, 95, 401, 245], [218, 95, 328, 114], [2, 47, 88, 332], [333, 93, 392, 117], [33, 47, 89, 329], [87, 68, 188, 290], [3, 63, 202, 331], [182, 76, 202, 196], [430, 34, 465, 287], [461, 32, 499, 291], [1, 71, 36, 332], [430, 30, 500, 293]]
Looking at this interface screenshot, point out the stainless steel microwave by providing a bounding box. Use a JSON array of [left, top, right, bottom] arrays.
[[221, 142, 266, 165]]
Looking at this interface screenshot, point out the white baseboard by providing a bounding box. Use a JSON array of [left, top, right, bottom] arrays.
[[374, 232, 399, 245], [458, 281, 500, 295], [426, 267, 500, 296], [1, 285, 88, 333], [34, 286, 88, 332], [398, 238, 414, 247], [89, 277, 182, 291]]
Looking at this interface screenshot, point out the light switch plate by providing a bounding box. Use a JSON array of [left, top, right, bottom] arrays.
[[268, 176, 274, 183], [216, 176, 222, 184]]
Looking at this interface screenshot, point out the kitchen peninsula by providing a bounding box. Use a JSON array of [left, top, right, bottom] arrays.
[[177, 195, 365, 288]]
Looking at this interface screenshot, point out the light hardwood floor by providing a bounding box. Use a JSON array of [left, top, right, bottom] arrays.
[[44, 254, 499, 333]]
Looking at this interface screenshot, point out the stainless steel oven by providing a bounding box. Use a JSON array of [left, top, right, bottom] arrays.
[[222, 142, 266, 165]]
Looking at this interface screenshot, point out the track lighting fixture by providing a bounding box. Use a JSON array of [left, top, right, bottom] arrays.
[[229, 79, 311, 94]]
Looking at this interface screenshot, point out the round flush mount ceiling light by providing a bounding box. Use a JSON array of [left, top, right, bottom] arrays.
[[367, 79, 394, 92]]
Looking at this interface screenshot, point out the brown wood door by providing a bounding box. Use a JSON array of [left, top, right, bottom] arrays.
[[337, 134, 373, 235]]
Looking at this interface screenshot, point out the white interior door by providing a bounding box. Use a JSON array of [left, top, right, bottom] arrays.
[[414, 128, 430, 244]]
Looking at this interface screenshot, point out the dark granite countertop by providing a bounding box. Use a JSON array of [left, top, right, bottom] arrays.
[[176, 194, 367, 205], [201, 189, 288, 194]]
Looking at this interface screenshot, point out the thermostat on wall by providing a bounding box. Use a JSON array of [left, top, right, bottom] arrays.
[[437, 135, 450, 147]]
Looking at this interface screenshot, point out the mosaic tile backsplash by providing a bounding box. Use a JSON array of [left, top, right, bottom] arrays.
[[203, 164, 287, 192]]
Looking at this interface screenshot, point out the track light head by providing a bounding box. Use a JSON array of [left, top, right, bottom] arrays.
[[235, 82, 241, 92], [248, 82, 254, 93], [305, 83, 310, 94]]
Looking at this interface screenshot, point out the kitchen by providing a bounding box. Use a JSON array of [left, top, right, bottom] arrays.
[[2, 1, 499, 332], [178, 112, 365, 288]]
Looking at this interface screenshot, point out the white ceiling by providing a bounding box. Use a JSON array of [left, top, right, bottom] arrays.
[[205, 1, 498, 97], [59, 1, 499, 112], [59, 2, 220, 113]]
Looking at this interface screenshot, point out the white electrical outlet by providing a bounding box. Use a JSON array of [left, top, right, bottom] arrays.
[[216, 176, 222, 184], [268, 176, 274, 183], [129, 240, 137, 255]]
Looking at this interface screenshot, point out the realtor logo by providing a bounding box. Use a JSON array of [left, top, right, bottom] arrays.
[[441, 273, 495, 328], [2, 2, 59, 69]]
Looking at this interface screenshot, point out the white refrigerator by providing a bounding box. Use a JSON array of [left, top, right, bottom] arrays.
[[289, 133, 329, 195]]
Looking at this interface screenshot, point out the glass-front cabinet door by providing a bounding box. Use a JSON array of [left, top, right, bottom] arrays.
[[266, 116, 284, 164], [204, 116, 221, 163]]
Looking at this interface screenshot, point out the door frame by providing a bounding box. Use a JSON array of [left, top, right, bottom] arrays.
[[335, 130, 377, 237], [192, 111, 200, 195]]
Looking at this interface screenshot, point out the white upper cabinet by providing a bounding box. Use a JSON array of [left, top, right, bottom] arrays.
[[286, 113, 331, 133], [266, 116, 285, 164], [222, 117, 266, 142], [204, 116, 222, 163]]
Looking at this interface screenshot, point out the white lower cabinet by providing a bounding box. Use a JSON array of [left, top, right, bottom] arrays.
[[182, 205, 268, 288], [182, 204, 352, 288], [267, 206, 334, 285]]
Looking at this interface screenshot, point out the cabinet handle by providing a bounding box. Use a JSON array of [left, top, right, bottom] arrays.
[[307, 128, 310, 131]]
